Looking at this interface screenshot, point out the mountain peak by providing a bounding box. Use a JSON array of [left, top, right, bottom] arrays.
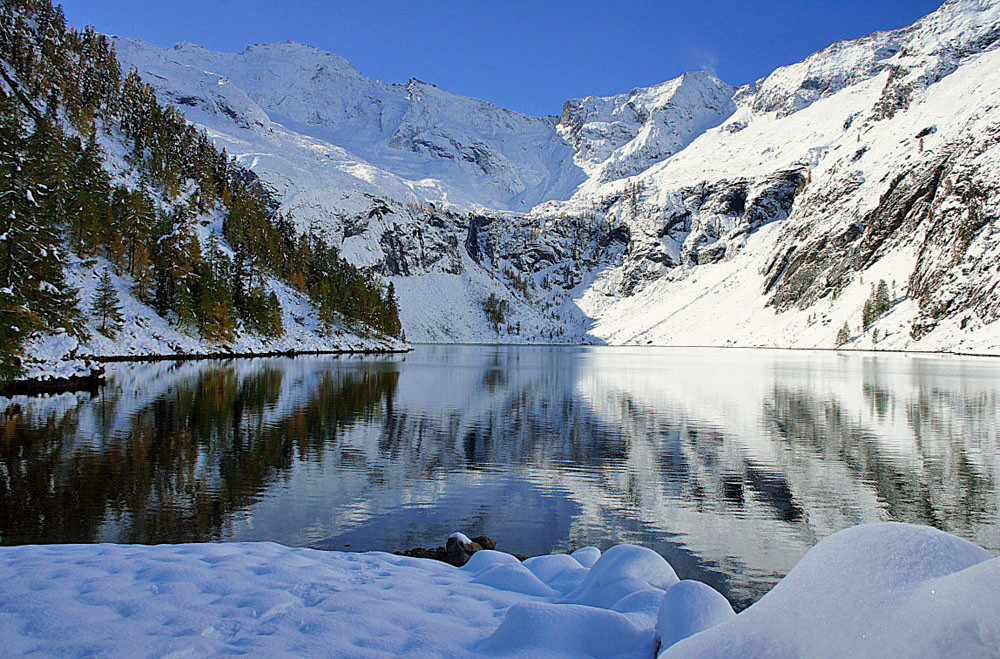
[[240, 40, 360, 73], [172, 41, 208, 52]]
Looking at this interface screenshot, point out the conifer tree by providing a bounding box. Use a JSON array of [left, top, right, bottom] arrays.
[[835, 321, 851, 347], [154, 207, 202, 326], [67, 132, 110, 252], [130, 240, 155, 303], [862, 279, 892, 330], [382, 282, 402, 337], [91, 267, 123, 337], [25, 107, 69, 227], [196, 233, 235, 342], [0, 90, 81, 380]]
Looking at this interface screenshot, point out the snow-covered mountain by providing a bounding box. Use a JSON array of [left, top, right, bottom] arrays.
[[113, 0, 1000, 352], [559, 72, 736, 183], [112, 39, 585, 213]]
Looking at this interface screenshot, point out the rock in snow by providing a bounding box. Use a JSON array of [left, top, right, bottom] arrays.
[[0, 523, 995, 657], [396, 532, 499, 566]]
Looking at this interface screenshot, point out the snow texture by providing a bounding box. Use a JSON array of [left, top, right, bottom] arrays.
[[0, 523, 996, 657]]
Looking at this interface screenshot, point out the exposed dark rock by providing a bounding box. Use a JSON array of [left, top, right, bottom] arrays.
[[465, 215, 494, 265], [445, 535, 483, 566], [378, 220, 463, 277], [871, 66, 913, 121], [1, 366, 105, 397], [472, 535, 497, 550], [394, 533, 500, 567], [614, 170, 804, 296], [599, 224, 630, 248]]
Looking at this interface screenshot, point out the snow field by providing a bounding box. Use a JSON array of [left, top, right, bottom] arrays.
[[0, 523, 996, 657]]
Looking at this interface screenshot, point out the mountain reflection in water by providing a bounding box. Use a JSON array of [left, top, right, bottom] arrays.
[[2, 346, 997, 609]]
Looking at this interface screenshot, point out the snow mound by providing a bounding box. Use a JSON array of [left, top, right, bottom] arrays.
[[523, 554, 590, 595], [570, 546, 602, 568], [472, 563, 559, 598], [656, 580, 735, 652], [664, 522, 1000, 657], [613, 587, 666, 617], [566, 544, 680, 607], [476, 601, 656, 659], [523, 553, 586, 584], [462, 549, 523, 575]]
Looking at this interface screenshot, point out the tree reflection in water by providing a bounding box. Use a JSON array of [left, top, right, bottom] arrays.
[[1, 359, 398, 545]]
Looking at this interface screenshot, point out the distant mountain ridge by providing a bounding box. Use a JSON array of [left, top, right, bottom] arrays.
[[114, 38, 586, 213]]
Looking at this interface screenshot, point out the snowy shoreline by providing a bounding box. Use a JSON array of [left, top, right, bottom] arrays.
[[0, 522, 996, 656], [4, 344, 412, 397], [416, 340, 1000, 359], [91, 346, 414, 363], [9, 339, 995, 398], [622, 342, 1000, 359]]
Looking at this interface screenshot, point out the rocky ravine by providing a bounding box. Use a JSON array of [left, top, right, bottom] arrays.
[[113, 0, 1000, 352]]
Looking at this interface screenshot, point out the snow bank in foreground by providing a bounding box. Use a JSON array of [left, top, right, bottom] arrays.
[[0, 523, 996, 657], [665, 522, 1000, 657]]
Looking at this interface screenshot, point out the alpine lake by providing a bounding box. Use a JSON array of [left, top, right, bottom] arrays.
[[2, 345, 998, 610]]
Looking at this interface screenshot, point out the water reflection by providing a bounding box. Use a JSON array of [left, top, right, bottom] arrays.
[[1, 346, 997, 608]]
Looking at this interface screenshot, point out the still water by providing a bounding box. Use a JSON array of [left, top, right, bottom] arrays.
[[2, 345, 998, 608]]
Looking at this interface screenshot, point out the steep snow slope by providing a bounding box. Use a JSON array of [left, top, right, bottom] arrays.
[[574, 43, 1000, 352], [562, 0, 1000, 352], [559, 72, 736, 182], [112, 0, 1000, 351]]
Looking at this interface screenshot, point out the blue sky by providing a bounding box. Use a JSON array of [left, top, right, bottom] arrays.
[[59, 1, 944, 117]]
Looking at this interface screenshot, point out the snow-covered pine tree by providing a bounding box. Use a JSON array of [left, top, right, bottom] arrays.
[[382, 282, 402, 337], [24, 107, 69, 227], [91, 267, 123, 338], [67, 132, 111, 252], [0, 90, 81, 380]]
